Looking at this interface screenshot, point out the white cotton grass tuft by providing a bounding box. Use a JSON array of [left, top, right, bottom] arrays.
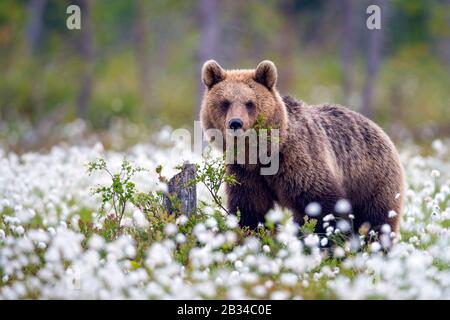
[[175, 233, 186, 243], [305, 202, 321, 217], [388, 210, 397, 218], [381, 224, 391, 234], [335, 199, 351, 214], [132, 209, 149, 229], [15, 226, 25, 236], [176, 215, 188, 226], [431, 170, 440, 178], [164, 223, 177, 236], [225, 215, 239, 229], [337, 220, 351, 233], [0, 124, 449, 300], [266, 209, 284, 223], [304, 234, 320, 248], [370, 242, 382, 253], [333, 247, 345, 258]]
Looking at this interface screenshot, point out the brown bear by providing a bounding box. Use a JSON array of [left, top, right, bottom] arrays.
[[200, 59, 405, 235]]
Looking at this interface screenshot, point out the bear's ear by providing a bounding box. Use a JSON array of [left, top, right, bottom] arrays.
[[202, 60, 225, 89], [254, 60, 277, 89]]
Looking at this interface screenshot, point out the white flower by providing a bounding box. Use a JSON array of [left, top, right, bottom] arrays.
[[252, 285, 266, 297], [388, 210, 397, 218], [381, 224, 391, 234], [320, 237, 328, 247], [304, 234, 320, 248], [431, 139, 445, 153], [15, 226, 25, 235], [164, 223, 177, 236], [305, 202, 321, 217], [280, 273, 298, 286], [204, 206, 214, 216], [205, 217, 217, 229], [225, 231, 237, 244], [323, 214, 335, 222], [176, 215, 188, 225], [335, 199, 351, 214], [370, 242, 381, 253], [266, 209, 283, 223], [271, 290, 289, 300], [146, 243, 172, 268], [37, 242, 47, 249], [175, 233, 186, 243], [225, 215, 239, 229], [2, 275, 9, 283], [89, 234, 105, 250], [337, 220, 351, 233], [121, 217, 133, 227], [431, 170, 440, 178], [333, 247, 345, 258], [132, 209, 149, 228]]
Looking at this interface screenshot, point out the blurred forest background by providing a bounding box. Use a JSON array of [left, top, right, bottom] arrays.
[[0, 0, 450, 151]]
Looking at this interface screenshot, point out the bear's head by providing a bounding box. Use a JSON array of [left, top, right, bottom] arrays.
[[200, 60, 288, 147]]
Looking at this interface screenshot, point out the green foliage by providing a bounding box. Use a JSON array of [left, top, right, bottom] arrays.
[[191, 150, 238, 214], [87, 158, 145, 238], [300, 216, 317, 235]]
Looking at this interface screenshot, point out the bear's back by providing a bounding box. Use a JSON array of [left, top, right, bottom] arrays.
[[282, 95, 402, 199], [283, 95, 395, 162]]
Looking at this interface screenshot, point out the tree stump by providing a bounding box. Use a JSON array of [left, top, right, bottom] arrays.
[[164, 162, 196, 215]]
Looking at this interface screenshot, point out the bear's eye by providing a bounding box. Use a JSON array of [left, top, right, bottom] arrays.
[[245, 101, 255, 109], [220, 100, 231, 110]]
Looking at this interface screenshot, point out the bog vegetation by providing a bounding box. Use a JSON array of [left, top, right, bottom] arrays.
[[0, 126, 449, 299]]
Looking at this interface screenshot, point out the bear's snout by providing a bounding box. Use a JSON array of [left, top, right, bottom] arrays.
[[228, 118, 243, 131]]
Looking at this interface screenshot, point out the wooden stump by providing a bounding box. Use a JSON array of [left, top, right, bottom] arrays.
[[164, 162, 196, 215]]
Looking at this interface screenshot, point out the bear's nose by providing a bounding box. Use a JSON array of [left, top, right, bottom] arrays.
[[228, 118, 243, 130]]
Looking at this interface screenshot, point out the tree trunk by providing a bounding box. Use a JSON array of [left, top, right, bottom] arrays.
[[26, 0, 47, 124], [361, 0, 385, 119], [340, 0, 356, 105], [277, 0, 296, 92], [76, 0, 94, 119], [133, 0, 152, 114], [165, 163, 197, 215], [26, 0, 47, 55], [436, 0, 450, 68], [196, 0, 219, 119]]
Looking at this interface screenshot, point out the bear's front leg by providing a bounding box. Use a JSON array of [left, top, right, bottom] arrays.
[[226, 167, 275, 229]]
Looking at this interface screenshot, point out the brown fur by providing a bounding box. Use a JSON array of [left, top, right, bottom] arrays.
[[200, 60, 405, 234]]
